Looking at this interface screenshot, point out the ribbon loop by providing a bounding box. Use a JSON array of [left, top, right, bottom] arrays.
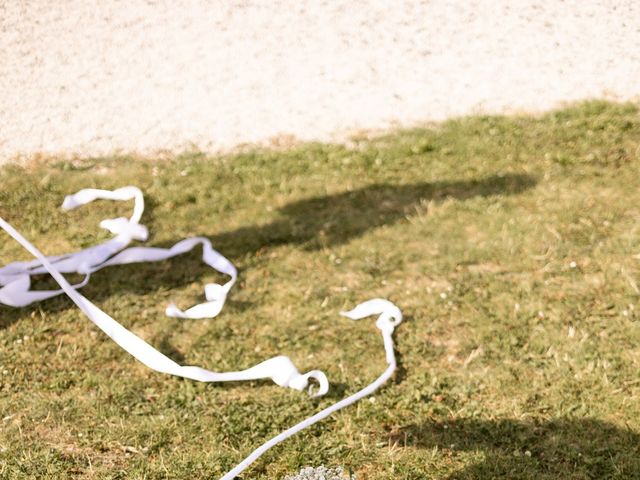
[[295, 370, 330, 398], [0, 216, 328, 397], [99, 217, 149, 241], [0, 186, 404, 480], [341, 298, 403, 329], [219, 299, 404, 480], [1, 187, 234, 319]]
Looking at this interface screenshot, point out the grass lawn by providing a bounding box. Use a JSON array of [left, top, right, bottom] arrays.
[[1, 101, 640, 479]]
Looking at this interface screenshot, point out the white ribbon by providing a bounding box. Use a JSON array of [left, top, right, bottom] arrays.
[[0, 216, 329, 396], [0, 187, 404, 478], [220, 299, 403, 480], [0, 187, 327, 395], [0, 186, 235, 318]]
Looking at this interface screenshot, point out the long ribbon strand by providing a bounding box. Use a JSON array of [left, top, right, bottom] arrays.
[[0, 215, 327, 395], [220, 299, 402, 480], [0, 187, 404, 478]]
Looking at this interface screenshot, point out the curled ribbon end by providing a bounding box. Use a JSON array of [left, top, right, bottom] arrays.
[[306, 370, 329, 398], [340, 299, 403, 326], [165, 303, 180, 317], [99, 218, 148, 241], [287, 369, 329, 397], [61, 196, 78, 211]]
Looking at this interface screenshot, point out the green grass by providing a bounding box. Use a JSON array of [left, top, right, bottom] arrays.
[[1, 100, 640, 479]]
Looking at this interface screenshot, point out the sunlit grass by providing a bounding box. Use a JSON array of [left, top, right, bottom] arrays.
[[1, 101, 640, 479]]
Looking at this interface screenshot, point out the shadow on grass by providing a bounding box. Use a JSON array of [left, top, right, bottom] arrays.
[[0, 173, 536, 330], [391, 417, 640, 478], [210, 173, 536, 257]]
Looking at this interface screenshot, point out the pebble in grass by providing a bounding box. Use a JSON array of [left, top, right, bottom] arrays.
[[284, 466, 355, 480]]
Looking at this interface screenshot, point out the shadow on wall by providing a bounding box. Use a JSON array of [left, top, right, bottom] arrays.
[[390, 417, 640, 478], [0, 173, 536, 328]]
